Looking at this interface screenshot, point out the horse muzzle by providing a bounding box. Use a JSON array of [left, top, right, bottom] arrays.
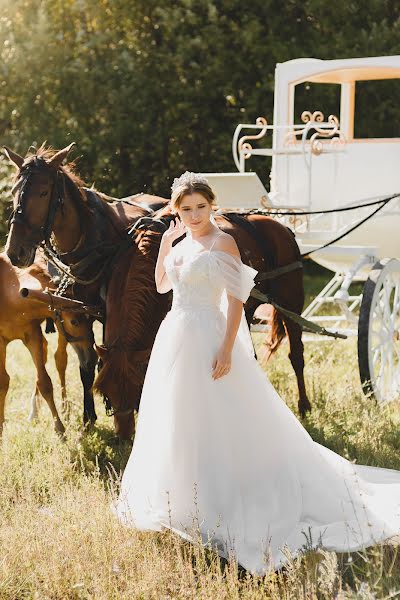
[[6, 243, 36, 268]]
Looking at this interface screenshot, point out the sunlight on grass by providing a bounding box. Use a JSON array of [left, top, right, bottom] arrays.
[[0, 322, 400, 598]]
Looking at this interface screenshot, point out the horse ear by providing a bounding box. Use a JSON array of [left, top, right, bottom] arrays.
[[3, 146, 24, 169], [48, 142, 76, 169], [95, 344, 109, 359]]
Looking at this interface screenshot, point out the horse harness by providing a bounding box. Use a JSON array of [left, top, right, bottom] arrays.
[[8, 160, 65, 244], [220, 212, 303, 287], [9, 165, 303, 416]]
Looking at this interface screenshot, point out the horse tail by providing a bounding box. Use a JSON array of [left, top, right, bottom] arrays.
[[267, 306, 286, 357], [45, 317, 56, 334]]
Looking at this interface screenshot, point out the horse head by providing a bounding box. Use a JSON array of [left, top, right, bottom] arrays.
[[93, 239, 171, 441], [95, 343, 150, 440], [4, 143, 77, 267]]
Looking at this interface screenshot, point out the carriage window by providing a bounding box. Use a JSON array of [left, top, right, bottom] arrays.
[[354, 80, 400, 139], [294, 82, 341, 138]]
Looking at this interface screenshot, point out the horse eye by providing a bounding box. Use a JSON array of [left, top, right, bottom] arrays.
[[40, 190, 48, 197], [71, 319, 78, 326]]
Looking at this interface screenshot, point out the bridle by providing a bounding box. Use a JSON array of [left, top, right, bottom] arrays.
[[8, 160, 65, 246], [8, 159, 169, 420], [103, 400, 136, 418], [51, 309, 91, 344]]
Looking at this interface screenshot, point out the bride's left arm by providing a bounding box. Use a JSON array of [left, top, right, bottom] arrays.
[[212, 235, 243, 381]]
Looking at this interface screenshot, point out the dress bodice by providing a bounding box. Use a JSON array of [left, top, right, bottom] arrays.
[[164, 240, 258, 314], [164, 249, 224, 311]]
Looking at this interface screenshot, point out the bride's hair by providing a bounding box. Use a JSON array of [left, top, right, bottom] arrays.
[[170, 171, 216, 213]]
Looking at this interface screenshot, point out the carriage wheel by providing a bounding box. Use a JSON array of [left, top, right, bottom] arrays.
[[358, 258, 400, 403]]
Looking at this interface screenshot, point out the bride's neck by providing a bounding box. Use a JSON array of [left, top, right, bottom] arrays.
[[187, 221, 216, 241]]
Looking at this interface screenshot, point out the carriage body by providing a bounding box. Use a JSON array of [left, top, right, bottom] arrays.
[[270, 56, 400, 275], [205, 55, 400, 405]]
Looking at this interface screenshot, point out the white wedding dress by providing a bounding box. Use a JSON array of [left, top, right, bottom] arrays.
[[112, 234, 400, 574]]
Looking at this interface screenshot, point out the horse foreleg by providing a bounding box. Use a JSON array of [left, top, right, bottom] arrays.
[[80, 347, 98, 428], [70, 342, 98, 428], [24, 324, 65, 436], [0, 338, 9, 435], [28, 384, 41, 422], [281, 316, 311, 418], [54, 332, 68, 418]]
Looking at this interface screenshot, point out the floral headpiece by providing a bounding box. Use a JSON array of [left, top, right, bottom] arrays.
[[171, 171, 210, 195]]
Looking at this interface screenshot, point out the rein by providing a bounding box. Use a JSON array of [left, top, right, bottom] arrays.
[[9, 157, 167, 421], [42, 188, 126, 287], [42, 192, 171, 288]]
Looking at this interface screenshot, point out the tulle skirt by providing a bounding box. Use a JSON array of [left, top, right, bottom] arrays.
[[112, 304, 400, 573]]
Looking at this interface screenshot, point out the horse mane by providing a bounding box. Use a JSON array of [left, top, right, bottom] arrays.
[[24, 144, 86, 187], [94, 228, 164, 406], [110, 229, 161, 346], [16, 144, 96, 218]]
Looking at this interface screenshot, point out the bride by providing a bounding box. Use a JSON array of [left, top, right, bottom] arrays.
[[112, 172, 400, 574]]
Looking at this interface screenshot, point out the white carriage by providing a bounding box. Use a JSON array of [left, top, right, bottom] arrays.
[[205, 55, 400, 405]]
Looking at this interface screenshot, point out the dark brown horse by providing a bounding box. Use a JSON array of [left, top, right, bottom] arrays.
[[4, 144, 162, 299], [95, 204, 310, 439], [3, 143, 166, 434], [94, 232, 171, 439], [4, 144, 310, 440]]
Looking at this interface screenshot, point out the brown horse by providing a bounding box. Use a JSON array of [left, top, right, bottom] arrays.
[[4, 143, 310, 440], [0, 251, 96, 435], [3, 143, 160, 298], [95, 204, 310, 439], [94, 233, 171, 439], [3, 143, 164, 432]]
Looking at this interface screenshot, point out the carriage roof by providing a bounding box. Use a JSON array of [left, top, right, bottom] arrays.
[[275, 55, 400, 85]]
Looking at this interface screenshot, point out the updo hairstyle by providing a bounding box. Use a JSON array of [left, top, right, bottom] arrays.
[[170, 172, 216, 214]]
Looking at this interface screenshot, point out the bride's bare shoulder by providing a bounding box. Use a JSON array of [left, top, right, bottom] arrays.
[[213, 231, 240, 258]]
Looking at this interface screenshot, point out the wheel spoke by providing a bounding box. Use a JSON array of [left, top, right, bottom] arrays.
[[364, 260, 400, 402]]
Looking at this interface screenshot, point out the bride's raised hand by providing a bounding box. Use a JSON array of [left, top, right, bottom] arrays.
[[162, 218, 186, 246]]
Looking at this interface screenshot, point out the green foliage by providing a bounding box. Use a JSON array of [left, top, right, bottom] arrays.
[[0, 154, 14, 243], [0, 0, 399, 214]]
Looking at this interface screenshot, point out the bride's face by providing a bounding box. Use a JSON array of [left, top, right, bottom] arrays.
[[177, 192, 212, 231]]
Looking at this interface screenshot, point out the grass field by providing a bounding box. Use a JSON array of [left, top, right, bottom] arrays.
[[1, 268, 400, 599]]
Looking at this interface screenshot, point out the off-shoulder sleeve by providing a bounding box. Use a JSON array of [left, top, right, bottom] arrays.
[[210, 250, 258, 303]]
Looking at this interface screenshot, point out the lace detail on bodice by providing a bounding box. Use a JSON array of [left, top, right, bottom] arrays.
[[164, 250, 224, 311], [164, 245, 258, 312]]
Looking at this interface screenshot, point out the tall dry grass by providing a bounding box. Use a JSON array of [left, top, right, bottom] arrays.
[[0, 329, 400, 599]]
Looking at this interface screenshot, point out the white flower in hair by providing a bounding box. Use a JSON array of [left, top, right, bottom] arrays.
[[171, 171, 210, 194]]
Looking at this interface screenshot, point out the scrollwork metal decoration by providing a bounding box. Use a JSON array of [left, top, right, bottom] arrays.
[[262, 206, 308, 231], [238, 117, 268, 159], [309, 114, 342, 155], [297, 111, 346, 157], [301, 110, 325, 125]]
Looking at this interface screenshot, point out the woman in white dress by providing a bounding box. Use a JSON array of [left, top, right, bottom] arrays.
[[112, 172, 400, 574]]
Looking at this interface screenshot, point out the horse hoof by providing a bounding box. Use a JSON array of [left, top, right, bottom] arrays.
[[299, 402, 312, 419], [83, 414, 97, 428], [82, 420, 95, 433], [54, 420, 66, 438]]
